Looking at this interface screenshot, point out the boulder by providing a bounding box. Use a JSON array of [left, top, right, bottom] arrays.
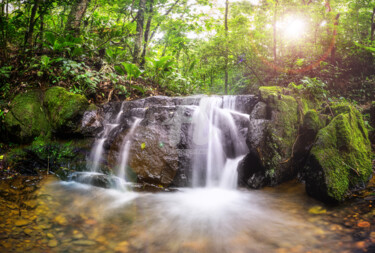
[[44, 86, 89, 135], [128, 124, 179, 185], [303, 104, 373, 202], [4, 90, 50, 143], [239, 86, 303, 188]]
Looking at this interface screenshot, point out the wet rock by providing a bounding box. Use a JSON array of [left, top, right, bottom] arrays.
[[303, 104, 372, 202], [72, 240, 96, 246], [128, 125, 179, 185], [54, 215, 68, 226], [80, 110, 103, 137], [15, 219, 30, 227], [48, 239, 58, 247], [4, 90, 50, 143]]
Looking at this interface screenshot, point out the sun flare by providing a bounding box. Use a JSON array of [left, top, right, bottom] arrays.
[[282, 17, 306, 39]]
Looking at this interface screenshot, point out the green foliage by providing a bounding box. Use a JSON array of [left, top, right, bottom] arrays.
[[115, 62, 142, 82], [288, 77, 328, 101]]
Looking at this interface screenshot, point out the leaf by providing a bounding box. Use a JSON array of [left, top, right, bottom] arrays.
[[0, 155, 3, 160], [141, 142, 146, 150], [308, 206, 326, 215]]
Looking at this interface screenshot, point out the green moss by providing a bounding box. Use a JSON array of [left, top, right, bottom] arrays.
[[4, 90, 51, 143], [309, 104, 372, 201], [44, 87, 89, 133], [303, 110, 324, 132]]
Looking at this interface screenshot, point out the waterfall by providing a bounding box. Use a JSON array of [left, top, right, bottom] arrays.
[[116, 118, 142, 180], [87, 102, 125, 172], [191, 96, 249, 188]]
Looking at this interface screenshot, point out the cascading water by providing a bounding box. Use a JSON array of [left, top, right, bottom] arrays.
[[116, 117, 142, 180], [191, 96, 248, 188], [87, 102, 125, 172], [41, 95, 353, 253]]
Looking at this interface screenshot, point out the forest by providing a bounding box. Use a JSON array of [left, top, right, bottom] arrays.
[[0, 0, 374, 102], [0, 0, 375, 252]]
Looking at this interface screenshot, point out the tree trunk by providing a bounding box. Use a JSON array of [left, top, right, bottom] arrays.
[[140, 0, 154, 67], [224, 0, 229, 94], [65, 0, 91, 35], [272, 1, 278, 69], [133, 0, 146, 64], [38, 5, 44, 49], [24, 0, 40, 48], [331, 13, 340, 64], [371, 7, 375, 42]]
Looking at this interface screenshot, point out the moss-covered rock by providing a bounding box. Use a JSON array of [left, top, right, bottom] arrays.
[[304, 103, 372, 202], [44, 87, 89, 135], [4, 90, 50, 143], [239, 86, 304, 188]]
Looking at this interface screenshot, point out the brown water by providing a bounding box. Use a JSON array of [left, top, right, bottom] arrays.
[[0, 175, 374, 253]]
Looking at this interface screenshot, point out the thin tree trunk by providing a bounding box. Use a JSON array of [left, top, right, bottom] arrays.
[[331, 13, 340, 64], [224, 0, 229, 94], [65, 0, 91, 35], [272, 1, 278, 69], [149, 0, 180, 41], [133, 0, 146, 64], [371, 7, 375, 42], [24, 0, 40, 48], [38, 5, 44, 50], [140, 0, 154, 67]]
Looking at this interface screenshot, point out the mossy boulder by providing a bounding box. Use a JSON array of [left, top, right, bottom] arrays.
[[44, 87, 89, 135], [4, 90, 50, 143], [303, 103, 372, 202], [239, 86, 304, 188]]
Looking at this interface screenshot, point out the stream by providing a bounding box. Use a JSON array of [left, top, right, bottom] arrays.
[[0, 175, 374, 252]]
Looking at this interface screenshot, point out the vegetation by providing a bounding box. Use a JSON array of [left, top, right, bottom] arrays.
[[0, 0, 373, 104]]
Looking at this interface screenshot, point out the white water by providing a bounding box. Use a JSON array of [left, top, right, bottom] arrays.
[[191, 96, 249, 188], [88, 103, 125, 172], [116, 118, 142, 180]]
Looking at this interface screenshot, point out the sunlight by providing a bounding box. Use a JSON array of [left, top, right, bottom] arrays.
[[281, 17, 306, 39]]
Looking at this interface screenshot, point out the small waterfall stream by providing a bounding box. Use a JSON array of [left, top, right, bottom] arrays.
[[116, 118, 142, 180], [191, 96, 248, 188], [34, 95, 359, 253]]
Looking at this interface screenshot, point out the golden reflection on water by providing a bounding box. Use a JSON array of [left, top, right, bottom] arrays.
[[0, 175, 374, 253]]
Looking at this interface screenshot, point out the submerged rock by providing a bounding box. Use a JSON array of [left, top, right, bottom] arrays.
[[4, 90, 50, 143], [44, 86, 89, 136], [303, 104, 373, 202]]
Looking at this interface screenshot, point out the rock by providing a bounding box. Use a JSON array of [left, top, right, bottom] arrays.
[[4, 90, 50, 143], [54, 215, 68, 226], [72, 240, 96, 246], [303, 104, 372, 202], [15, 219, 30, 227], [239, 86, 303, 188], [293, 110, 325, 170], [128, 125, 179, 185], [80, 110, 103, 136], [44, 86, 89, 136], [48, 239, 58, 247]]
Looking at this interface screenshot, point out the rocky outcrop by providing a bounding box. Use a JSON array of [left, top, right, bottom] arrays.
[[303, 104, 373, 202], [238, 86, 304, 188], [44, 86, 89, 136], [4, 90, 51, 143]]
